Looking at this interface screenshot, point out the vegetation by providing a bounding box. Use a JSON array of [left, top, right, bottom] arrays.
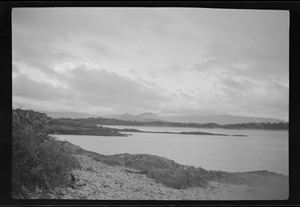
[[12, 109, 80, 198], [72, 117, 289, 130], [48, 118, 127, 136], [11, 108, 288, 198], [223, 122, 289, 130]]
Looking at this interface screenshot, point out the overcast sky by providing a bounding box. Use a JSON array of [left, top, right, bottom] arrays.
[[12, 8, 289, 120]]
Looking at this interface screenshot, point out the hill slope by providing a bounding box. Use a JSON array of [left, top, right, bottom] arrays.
[[163, 114, 285, 125], [105, 112, 166, 122]]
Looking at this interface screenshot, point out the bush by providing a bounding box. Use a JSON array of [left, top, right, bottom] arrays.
[[12, 108, 80, 197]]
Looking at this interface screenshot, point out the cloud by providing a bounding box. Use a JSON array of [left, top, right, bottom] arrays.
[[84, 41, 114, 58], [193, 59, 219, 72], [13, 74, 72, 101], [12, 8, 289, 119], [12, 8, 132, 42], [12, 31, 77, 77], [12, 63, 19, 73], [259, 82, 289, 109], [217, 77, 258, 97], [65, 66, 169, 113], [214, 80, 289, 119]]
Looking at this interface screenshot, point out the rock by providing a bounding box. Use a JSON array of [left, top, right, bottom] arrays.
[[67, 187, 75, 193], [35, 186, 42, 194], [62, 195, 73, 199], [20, 185, 31, 199], [17, 193, 24, 199], [147, 168, 187, 189], [48, 189, 56, 195], [86, 167, 96, 172], [97, 154, 211, 189], [46, 193, 56, 199], [60, 188, 67, 195], [60, 148, 289, 200], [77, 179, 86, 186], [77, 190, 87, 197]]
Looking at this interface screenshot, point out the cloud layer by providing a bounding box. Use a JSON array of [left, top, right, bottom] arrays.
[[12, 8, 289, 120]]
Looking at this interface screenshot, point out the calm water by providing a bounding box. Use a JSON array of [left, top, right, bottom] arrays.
[[54, 125, 289, 175]]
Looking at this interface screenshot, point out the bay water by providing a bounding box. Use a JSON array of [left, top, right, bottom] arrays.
[[54, 125, 288, 175]]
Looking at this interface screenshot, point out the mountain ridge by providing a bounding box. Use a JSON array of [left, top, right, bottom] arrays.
[[43, 111, 286, 125], [104, 112, 285, 125], [162, 114, 285, 125]]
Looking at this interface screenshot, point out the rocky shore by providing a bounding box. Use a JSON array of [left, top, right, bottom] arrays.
[[17, 140, 289, 200]]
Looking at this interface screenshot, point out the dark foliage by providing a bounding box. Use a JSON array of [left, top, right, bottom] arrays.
[[12, 108, 80, 198], [48, 118, 127, 136]]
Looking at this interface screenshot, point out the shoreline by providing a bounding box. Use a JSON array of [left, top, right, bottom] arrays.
[[53, 133, 288, 176], [18, 139, 288, 200]]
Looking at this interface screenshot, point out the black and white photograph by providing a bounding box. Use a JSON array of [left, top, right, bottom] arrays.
[[11, 6, 289, 201]]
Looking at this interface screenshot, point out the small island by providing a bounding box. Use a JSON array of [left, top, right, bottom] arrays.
[[117, 128, 247, 137]]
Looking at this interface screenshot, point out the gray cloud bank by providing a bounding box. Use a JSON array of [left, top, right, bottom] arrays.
[[12, 8, 289, 120]]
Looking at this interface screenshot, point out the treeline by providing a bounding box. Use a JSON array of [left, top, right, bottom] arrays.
[[72, 117, 289, 130], [48, 118, 126, 136], [222, 122, 289, 130], [12, 108, 80, 199]]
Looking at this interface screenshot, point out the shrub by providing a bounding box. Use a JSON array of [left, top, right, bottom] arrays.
[[12, 108, 80, 197]]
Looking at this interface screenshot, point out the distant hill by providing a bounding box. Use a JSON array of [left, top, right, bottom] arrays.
[[106, 113, 285, 125], [104, 112, 166, 122], [162, 114, 285, 125], [43, 111, 285, 125]]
